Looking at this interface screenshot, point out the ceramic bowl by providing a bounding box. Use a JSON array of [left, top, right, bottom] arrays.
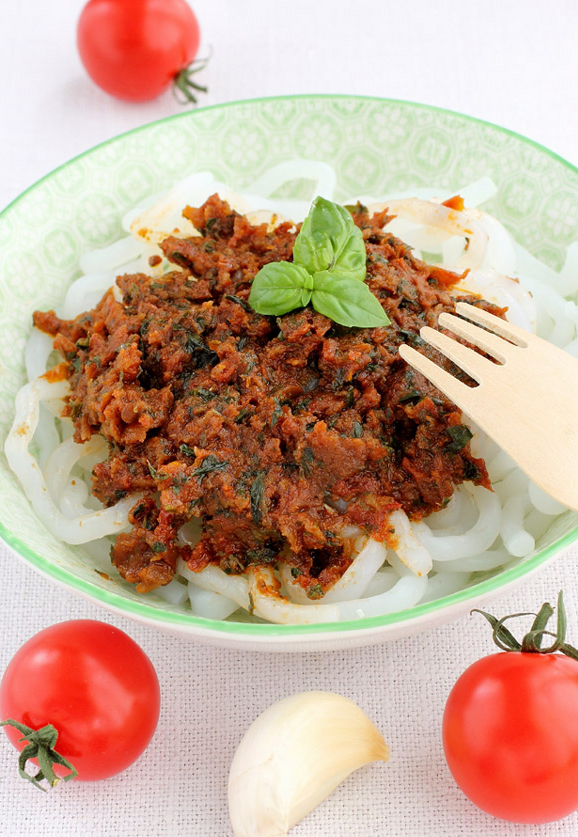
[[1, 95, 577, 650]]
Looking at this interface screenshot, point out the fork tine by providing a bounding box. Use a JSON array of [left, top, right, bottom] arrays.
[[454, 302, 529, 347], [438, 312, 510, 363], [398, 343, 477, 404], [418, 326, 493, 382]]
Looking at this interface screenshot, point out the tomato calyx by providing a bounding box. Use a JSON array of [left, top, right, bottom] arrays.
[[173, 53, 211, 106], [473, 591, 578, 659], [0, 719, 77, 791]]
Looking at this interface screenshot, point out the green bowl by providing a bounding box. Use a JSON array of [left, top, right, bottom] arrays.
[[1, 95, 577, 650]]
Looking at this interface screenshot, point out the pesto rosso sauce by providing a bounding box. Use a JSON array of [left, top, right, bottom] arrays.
[[33, 196, 500, 599]]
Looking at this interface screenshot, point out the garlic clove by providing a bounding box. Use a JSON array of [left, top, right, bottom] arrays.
[[228, 691, 389, 837]]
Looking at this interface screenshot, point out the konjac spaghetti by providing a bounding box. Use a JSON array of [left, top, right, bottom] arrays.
[[6, 164, 577, 624]]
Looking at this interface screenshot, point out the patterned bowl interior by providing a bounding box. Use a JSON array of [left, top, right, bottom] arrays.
[[1, 95, 577, 636]]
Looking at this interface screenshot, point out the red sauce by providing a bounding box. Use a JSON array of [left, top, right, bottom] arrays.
[[33, 196, 500, 597]]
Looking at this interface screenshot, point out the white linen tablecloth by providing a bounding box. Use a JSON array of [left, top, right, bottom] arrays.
[[2, 2, 578, 835]]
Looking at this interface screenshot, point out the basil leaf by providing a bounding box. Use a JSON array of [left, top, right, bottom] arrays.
[[248, 261, 312, 316], [293, 197, 366, 281], [311, 271, 390, 328]]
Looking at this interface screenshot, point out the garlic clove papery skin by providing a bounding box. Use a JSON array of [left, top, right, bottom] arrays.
[[228, 691, 389, 837]]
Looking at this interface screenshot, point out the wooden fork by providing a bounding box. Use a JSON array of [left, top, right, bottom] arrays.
[[398, 301, 578, 512]]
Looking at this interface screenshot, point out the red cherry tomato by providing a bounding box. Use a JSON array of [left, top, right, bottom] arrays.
[[77, 0, 202, 102], [443, 651, 578, 823], [0, 620, 160, 783]]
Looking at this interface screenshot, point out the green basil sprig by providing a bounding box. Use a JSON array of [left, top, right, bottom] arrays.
[[248, 197, 390, 328]]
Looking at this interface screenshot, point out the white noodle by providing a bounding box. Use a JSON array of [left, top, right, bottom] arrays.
[[486, 448, 517, 481], [500, 494, 534, 557], [60, 477, 90, 519], [464, 208, 517, 275], [528, 481, 569, 516], [524, 509, 556, 543], [79, 235, 144, 275], [155, 578, 189, 607], [5, 376, 138, 544], [366, 197, 489, 270], [464, 417, 499, 461], [457, 269, 536, 332], [432, 549, 512, 573], [315, 537, 387, 603], [414, 485, 502, 561], [178, 560, 251, 613], [388, 509, 432, 575], [188, 585, 240, 620], [177, 518, 203, 547], [324, 573, 428, 621], [80, 537, 115, 570], [494, 468, 529, 502], [122, 192, 166, 232], [362, 568, 399, 598], [420, 571, 471, 604], [25, 330, 54, 382], [249, 566, 427, 625], [34, 405, 62, 470], [44, 435, 107, 503], [279, 537, 387, 604], [426, 491, 464, 531], [516, 239, 578, 299], [423, 487, 478, 537]]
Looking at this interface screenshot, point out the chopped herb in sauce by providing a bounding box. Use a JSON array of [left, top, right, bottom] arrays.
[[192, 388, 217, 401], [184, 333, 219, 368], [225, 294, 251, 311], [180, 444, 196, 457], [194, 454, 229, 482], [271, 401, 283, 428], [301, 447, 315, 475], [147, 461, 166, 481], [245, 545, 277, 565], [399, 390, 422, 405], [234, 406, 254, 424], [446, 425, 473, 453]]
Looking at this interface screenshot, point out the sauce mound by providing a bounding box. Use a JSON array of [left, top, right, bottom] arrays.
[[34, 196, 497, 598]]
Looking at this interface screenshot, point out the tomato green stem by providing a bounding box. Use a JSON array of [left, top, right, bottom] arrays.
[[0, 719, 77, 791], [173, 52, 211, 106], [472, 591, 578, 659]]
